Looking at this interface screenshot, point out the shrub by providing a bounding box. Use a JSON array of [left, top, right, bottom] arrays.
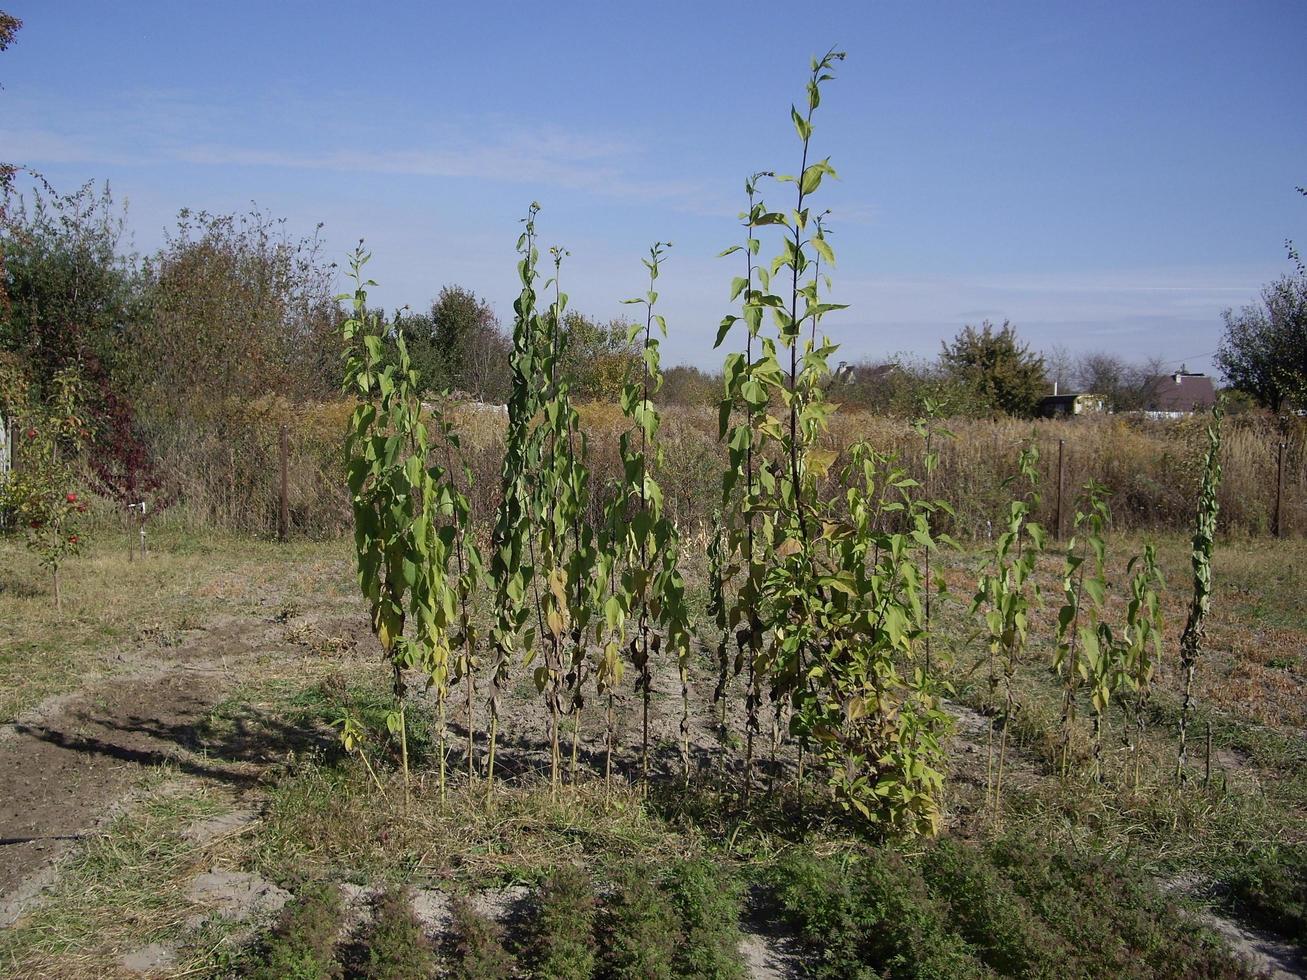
[[768, 850, 984, 980], [662, 858, 746, 980], [248, 883, 343, 980], [361, 886, 437, 980], [987, 836, 1254, 979], [601, 866, 680, 980], [920, 838, 1055, 976], [450, 896, 515, 980], [1224, 842, 1307, 940], [528, 866, 598, 980]]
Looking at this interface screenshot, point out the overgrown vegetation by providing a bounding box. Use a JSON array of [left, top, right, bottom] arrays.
[[2, 31, 1304, 980]]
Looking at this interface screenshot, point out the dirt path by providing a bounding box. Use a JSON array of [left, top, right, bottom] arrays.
[[0, 617, 285, 910]]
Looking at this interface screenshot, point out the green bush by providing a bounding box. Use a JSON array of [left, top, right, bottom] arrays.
[[921, 838, 1056, 976], [361, 886, 437, 980], [1224, 843, 1307, 940], [768, 850, 985, 979], [450, 896, 515, 980], [987, 836, 1254, 979], [601, 867, 680, 980], [529, 866, 598, 980], [248, 883, 343, 980], [662, 858, 746, 980]]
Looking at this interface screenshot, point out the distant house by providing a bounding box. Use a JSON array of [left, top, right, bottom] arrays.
[[1039, 390, 1107, 418], [1140, 368, 1217, 418]]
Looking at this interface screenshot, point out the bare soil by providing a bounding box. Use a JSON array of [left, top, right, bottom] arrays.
[[0, 617, 285, 905]]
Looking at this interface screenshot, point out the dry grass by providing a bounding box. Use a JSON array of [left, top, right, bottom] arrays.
[[123, 396, 1306, 541], [0, 523, 353, 723]]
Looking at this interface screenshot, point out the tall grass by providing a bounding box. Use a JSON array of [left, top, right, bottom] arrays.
[[132, 403, 1304, 541]]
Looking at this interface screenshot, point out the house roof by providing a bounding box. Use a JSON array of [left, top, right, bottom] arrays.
[[1143, 372, 1217, 413]]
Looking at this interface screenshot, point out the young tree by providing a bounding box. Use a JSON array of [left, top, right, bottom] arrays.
[[1215, 274, 1307, 413], [136, 207, 339, 419], [559, 311, 640, 402], [939, 321, 1046, 417], [398, 286, 507, 400]]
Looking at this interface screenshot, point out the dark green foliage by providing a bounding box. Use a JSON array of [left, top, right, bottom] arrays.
[[601, 867, 680, 980], [1224, 842, 1307, 941], [0, 182, 140, 394], [559, 309, 640, 401], [939, 320, 1047, 417], [920, 839, 1055, 976], [529, 865, 598, 980], [770, 840, 1255, 980], [662, 859, 746, 980], [769, 850, 985, 979], [987, 836, 1254, 979], [450, 896, 515, 980], [396, 285, 509, 402], [1216, 273, 1307, 413], [248, 883, 344, 980], [360, 886, 437, 980]]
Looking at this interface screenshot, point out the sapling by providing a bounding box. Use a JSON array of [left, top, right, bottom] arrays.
[[617, 242, 691, 788], [340, 247, 442, 803], [715, 171, 775, 793], [971, 444, 1044, 813], [486, 206, 547, 801], [1122, 544, 1164, 788], [1052, 483, 1109, 776], [1177, 399, 1223, 782]]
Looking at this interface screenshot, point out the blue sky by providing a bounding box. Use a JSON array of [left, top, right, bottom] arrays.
[[3, 1, 1304, 373]]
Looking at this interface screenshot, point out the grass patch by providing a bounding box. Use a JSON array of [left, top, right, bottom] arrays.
[[1222, 842, 1307, 941], [0, 783, 230, 977]]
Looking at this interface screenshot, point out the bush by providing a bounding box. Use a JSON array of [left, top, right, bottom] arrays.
[[987, 836, 1254, 979], [248, 883, 344, 980], [449, 896, 515, 980], [601, 866, 680, 980], [1224, 843, 1307, 940], [662, 858, 746, 980], [528, 865, 597, 980], [920, 838, 1055, 976], [768, 850, 984, 979], [361, 886, 437, 980]]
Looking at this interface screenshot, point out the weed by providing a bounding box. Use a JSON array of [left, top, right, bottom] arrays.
[[247, 883, 344, 980], [358, 886, 438, 980], [601, 866, 680, 979], [450, 896, 515, 980], [528, 865, 597, 980], [1223, 842, 1307, 940], [662, 858, 746, 980]]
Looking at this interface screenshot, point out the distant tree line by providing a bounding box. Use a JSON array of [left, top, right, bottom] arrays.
[[3, 175, 1300, 510]]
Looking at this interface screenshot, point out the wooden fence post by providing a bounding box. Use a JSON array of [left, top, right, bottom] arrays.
[[278, 423, 290, 543], [1274, 441, 1286, 539]]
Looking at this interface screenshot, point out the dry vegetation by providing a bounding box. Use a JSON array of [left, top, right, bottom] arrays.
[[0, 518, 1302, 977]]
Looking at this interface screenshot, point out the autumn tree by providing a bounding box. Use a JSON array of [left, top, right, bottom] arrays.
[[1215, 274, 1307, 413], [939, 320, 1046, 417]]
